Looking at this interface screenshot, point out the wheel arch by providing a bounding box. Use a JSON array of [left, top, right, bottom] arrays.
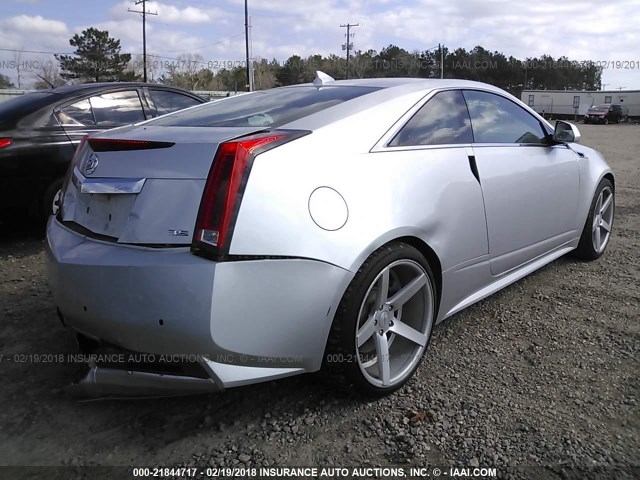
[[586, 171, 615, 220], [346, 233, 443, 317], [394, 235, 442, 313], [603, 172, 615, 191]]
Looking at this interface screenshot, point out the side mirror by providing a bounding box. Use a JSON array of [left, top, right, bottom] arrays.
[[554, 121, 581, 144]]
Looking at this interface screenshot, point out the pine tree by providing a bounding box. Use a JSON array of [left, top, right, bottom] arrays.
[[56, 28, 131, 83]]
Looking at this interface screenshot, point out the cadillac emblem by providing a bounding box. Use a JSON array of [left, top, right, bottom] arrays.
[[85, 153, 99, 176]]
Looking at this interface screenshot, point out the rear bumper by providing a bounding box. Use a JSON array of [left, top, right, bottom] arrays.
[[65, 366, 220, 398], [46, 217, 353, 395]]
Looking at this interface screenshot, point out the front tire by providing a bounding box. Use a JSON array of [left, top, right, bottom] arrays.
[[325, 242, 437, 396], [574, 178, 614, 260]]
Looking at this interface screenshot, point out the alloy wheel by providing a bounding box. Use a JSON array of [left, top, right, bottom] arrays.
[[52, 189, 62, 215], [355, 259, 434, 388], [592, 186, 614, 253]]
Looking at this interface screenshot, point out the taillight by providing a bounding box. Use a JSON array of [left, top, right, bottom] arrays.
[[71, 135, 89, 167], [87, 138, 174, 151], [0, 138, 12, 148], [192, 130, 309, 260], [57, 136, 89, 218]]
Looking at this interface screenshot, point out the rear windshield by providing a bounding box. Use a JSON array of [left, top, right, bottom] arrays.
[[147, 85, 380, 128], [0, 91, 57, 127]]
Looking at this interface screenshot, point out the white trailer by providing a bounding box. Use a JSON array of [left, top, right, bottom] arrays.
[[521, 89, 640, 119]]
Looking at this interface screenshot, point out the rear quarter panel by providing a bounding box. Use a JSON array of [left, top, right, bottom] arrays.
[[231, 115, 489, 276]]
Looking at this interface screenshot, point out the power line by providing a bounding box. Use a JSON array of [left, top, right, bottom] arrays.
[[128, 0, 158, 82], [340, 22, 358, 79], [0, 47, 74, 55], [0, 47, 236, 71]]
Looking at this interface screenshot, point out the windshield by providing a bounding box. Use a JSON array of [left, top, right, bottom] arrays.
[[0, 91, 57, 128], [589, 105, 610, 111], [147, 85, 381, 128]]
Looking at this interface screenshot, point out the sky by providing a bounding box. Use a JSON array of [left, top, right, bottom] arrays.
[[1, 0, 639, 90]]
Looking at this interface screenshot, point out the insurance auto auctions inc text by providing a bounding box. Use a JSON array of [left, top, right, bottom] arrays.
[[214, 466, 498, 478]]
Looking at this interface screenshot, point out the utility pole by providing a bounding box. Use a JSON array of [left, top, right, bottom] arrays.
[[13, 51, 23, 89], [129, 0, 158, 83], [245, 0, 251, 91], [248, 15, 254, 91], [439, 43, 444, 78], [340, 23, 358, 79]]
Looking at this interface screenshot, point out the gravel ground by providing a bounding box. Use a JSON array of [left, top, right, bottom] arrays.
[[0, 124, 638, 479]]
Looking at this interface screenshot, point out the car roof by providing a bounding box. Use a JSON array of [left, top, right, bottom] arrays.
[[49, 82, 192, 95], [293, 77, 508, 95]]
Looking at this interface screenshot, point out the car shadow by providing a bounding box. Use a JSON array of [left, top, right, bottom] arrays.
[[0, 215, 47, 247]]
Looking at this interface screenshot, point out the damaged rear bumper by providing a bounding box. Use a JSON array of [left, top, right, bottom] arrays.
[[64, 352, 306, 399], [46, 217, 352, 398], [66, 367, 220, 398]]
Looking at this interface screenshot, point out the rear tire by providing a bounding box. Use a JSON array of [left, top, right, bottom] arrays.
[[41, 178, 63, 220], [325, 242, 437, 396], [574, 178, 614, 261]]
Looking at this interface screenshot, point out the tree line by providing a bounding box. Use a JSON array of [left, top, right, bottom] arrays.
[[3, 28, 603, 97]]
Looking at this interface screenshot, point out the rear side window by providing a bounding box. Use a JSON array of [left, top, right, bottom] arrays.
[[0, 92, 56, 129], [389, 90, 473, 146], [463, 90, 546, 144], [148, 86, 380, 128], [59, 99, 95, 126], [148, 90, 201, 116], [89, 91, 146, 126]]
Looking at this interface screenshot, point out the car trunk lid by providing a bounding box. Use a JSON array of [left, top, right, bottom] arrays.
[[60, 126, 265, 245]]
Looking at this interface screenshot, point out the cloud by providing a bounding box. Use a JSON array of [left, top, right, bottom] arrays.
[[1, 14, 68, 37], [0, 15, 70, 56], [109, 1, 231, 25]]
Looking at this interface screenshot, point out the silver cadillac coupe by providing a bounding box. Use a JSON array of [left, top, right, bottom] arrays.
[[46, 75, 615, 398]]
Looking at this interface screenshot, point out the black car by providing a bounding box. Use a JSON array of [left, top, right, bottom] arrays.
[[583, 104, 624, 124], [0, 82, 205, 219]]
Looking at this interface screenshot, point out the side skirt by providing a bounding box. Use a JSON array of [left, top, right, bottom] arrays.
[[442, 243, 576, 320]]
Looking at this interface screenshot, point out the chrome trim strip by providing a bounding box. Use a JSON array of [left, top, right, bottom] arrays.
[[72, 167, 146, 194], [371, 86, 555, 153]]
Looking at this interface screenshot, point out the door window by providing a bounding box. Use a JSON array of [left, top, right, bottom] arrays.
[[463, 90, 547, 144], [389, 90, 473, 146], [89, 91, 146, 126]]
